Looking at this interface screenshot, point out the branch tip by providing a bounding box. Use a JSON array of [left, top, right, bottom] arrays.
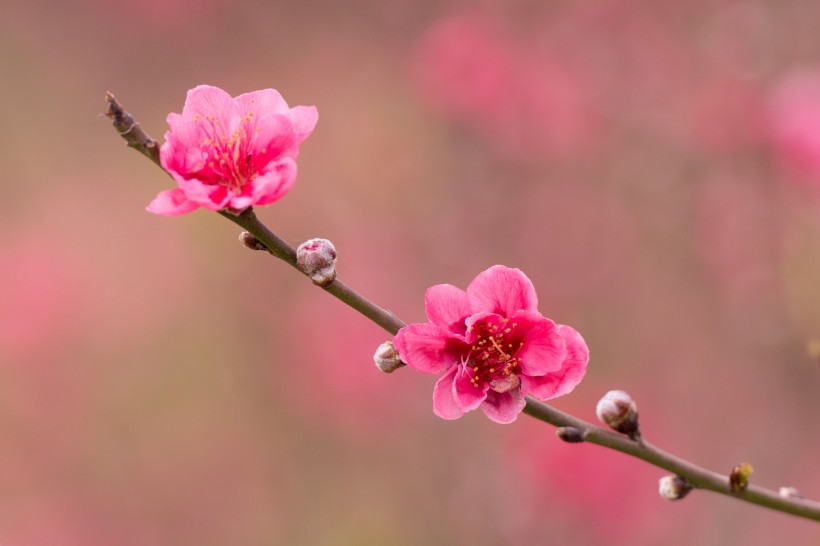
[[102, 91, 161, 167]]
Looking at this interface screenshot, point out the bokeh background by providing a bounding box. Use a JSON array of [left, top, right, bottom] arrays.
[[2, 0, 820, 544]]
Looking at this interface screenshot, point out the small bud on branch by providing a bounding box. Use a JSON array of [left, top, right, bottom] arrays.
[[596, 390, 640, 440], [296, 238, 337, 287], [659, 475, 693, 501], [239, 231, 269, 251], [556, 426, 586, 443], [730, 463, 754, 493], [374, 341, 404, 373]]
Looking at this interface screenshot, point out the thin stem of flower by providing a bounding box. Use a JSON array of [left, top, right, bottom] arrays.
[[105, 92, 820, 523], [523, 397, 820, 522]]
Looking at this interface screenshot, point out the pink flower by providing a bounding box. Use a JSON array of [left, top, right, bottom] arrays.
[[147, 85, 318, 215], [394, 266, 588, 423]]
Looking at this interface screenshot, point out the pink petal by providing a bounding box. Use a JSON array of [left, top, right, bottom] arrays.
[[453, 364, 489, 411], [424, 284, 470, 334], [235, 88, 289, 116], [178, 180, 231, 211], [286, 105, 319, 142], [466, 265, 538, 316], [250, 158, 297, 206], [432, 366, 464, 420], [521, 325, 588, 400], [250, 114, 297, 164], [145, 188, 199, 216], [480, 390, 525, 424], [463, 311, 497, 344], [511, 310, 567, 375], [163, 114, 201, 152], [226, 193, 254, 212], [181, 85, 236, 128], [393, 323, 464, 374]]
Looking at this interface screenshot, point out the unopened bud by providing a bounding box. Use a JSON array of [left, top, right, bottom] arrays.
[[729, 463, 754, 493], [596, 390, 640, 439], [239, 231, 268, 251], [555, 426, 586, 443], [779, 486, 802, 499], [659, 475, 692, 501], [374, 341, 404, 373], [296, 238, 337, 287]]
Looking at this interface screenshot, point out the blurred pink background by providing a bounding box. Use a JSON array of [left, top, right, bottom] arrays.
[[2, 0, 820, 544]]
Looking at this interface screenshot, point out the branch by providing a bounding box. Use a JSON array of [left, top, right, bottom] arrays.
[[104, 91, 820, 523], [523, 398, 820, 522], [104, 92, 161, 168]]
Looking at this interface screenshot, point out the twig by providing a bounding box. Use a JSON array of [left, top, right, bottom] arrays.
[[523, 398, 820, 521], [104, 92, 161, 167], [104, 91, 820, 523]]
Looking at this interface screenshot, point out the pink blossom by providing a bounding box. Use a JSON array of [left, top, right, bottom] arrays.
[[394, 266, 588, 423], [768, 70, 820, 179], [148, 85, 318, 215]]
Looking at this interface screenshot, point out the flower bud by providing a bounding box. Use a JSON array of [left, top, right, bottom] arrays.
[[596, 390, 640, 439], [238, 231, 268, 251], [779, 486, 802, 499], [374, 341, 404, 373], [730, 463, 754, 493], [659, 475, 692, 501], [555, 426, 586, 443], [296, 238, 337, 287]]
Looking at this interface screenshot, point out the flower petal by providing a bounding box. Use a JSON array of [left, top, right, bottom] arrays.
[[453, 364, 488, 412], [424, 284, 470, 334], [432, 366, 464, 420], [480, 390, 525, 424], [235, 88, 289, 116], [286, 105, 319, 142], [146, 188, 199, 216], [511, 310, 567, 375], [249, 158, 297, 207], [466, 265, 538, 316], [393, 323, 464, 374], [178, 180, 231, 211], [248, 113, 297, 164], [521, 325, 589, 400], [181, 85, 236, 128], [163, 114, 201, 153]]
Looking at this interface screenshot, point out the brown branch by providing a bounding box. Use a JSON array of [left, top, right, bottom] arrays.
[[104, 92, 161, 168]]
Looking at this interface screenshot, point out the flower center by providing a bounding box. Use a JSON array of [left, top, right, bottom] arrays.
[[465, 318, 524, 393], [193, 111, 264, 191]]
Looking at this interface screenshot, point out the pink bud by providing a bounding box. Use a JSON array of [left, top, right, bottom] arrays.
[[373, 341, 404, 373], [296, 238, 337, 287], [596, 390, 640, 439]]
